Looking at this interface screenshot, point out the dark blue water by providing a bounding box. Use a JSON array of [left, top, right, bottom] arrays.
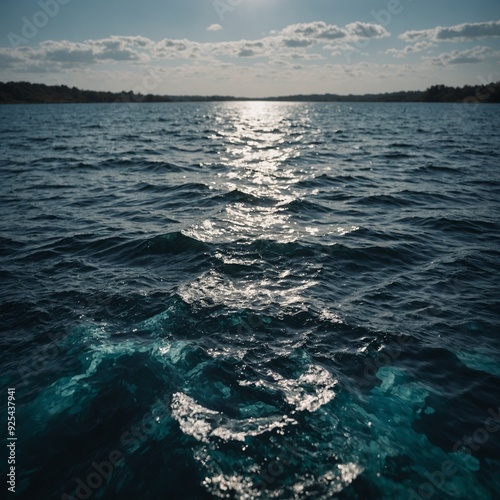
[[1, 101, 499, 499]]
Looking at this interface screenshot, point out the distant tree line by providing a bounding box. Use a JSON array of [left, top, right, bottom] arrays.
[[0, 82, 173, 104], [419, 83, 500, 103], [0, 80, 499, 104]]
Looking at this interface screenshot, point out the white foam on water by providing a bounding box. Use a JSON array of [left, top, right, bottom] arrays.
[[196, 447, 266, 499], [291, 462, 363, 498], [178, 269, 316, 311], [182, 202, 298, 245], [202, 473, 263, 500], [240, 364, 337, 413], [171, 392, 296, 444]]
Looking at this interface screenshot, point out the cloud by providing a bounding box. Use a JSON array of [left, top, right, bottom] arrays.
[[423, 46, 492, 65], [345, 22, 388, 39], [436, 21, 500, 41], [0, 21, 391, 72], [279, 21, 346, 40], [207, 24, 223, 32], [283, 38, 315, 48], [266, 21, 389, 60], [97, 48, 141, 61], [238, 48, 257, 57], [386, 41, 435, 58], [278, 21, 389, 43], [0, 48, 26, 67], [32, 37, 149, 66], [46, 48, 96, 64], [401, 20, 500, 43]]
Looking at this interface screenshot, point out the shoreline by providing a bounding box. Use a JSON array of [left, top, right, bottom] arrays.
[[1, 81, 499, 105]]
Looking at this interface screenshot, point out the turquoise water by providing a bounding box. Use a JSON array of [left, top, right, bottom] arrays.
[[1, 102, 499, 499]]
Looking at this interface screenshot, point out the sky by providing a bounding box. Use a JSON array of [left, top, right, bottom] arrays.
[[0, 0, 499, 97]]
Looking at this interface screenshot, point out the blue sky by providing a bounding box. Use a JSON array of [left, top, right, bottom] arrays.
[[1, 0, 499, 96]]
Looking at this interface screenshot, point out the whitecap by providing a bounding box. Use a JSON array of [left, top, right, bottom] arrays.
[[240, 364, 337, 413], [171, 392, 296, 443]]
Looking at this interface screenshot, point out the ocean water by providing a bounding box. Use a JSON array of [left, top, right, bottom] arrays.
[[1, 101, 499, 500]]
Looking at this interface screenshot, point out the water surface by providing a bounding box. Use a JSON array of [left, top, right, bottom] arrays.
[[1, 101, 499, 499]]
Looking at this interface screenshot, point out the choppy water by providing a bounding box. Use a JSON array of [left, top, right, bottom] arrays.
[[1, 101, 500, 499]]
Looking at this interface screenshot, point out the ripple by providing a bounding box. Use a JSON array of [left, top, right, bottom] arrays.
[[2, 101, 500, 499]]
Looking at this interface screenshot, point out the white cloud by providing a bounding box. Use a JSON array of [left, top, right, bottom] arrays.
[[386, 41, 435, 58], [278, 21, 389, 44], [401, 20, 500, 43], [423, 46, 492, 65], [345, 22, 389, 39], [279, 21, 346, 40], [33, 37, 151, 66], [207, 24, 223, 32], [0, 48, 28, 67], [0, 21, 392, 72]]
